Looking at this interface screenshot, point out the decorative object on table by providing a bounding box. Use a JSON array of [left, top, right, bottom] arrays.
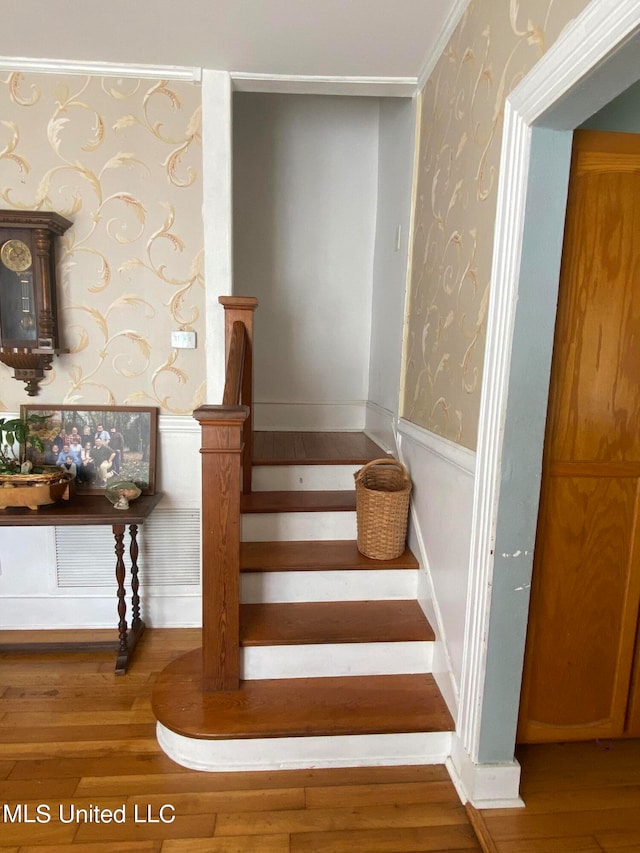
[[0, 210, 72, 396], [20, 404, 158, 495], [354, 458, 412, 560], [0, 468, 74, 510], [0, 411, 46, 471], [105, 480, 142, 510], [0, 410, 75, 509]]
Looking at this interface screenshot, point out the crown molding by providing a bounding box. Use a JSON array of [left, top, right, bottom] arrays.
[[230, 72, 417, 97], [0, 55, 201, 82]]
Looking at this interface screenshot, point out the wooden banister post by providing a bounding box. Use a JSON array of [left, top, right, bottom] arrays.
[[219, 296, 258, 494], [194, 404, 249, 692]]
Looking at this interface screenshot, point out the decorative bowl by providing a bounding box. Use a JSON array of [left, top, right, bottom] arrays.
[[0, 470, 75, 510], [105, 480, 142, 510]]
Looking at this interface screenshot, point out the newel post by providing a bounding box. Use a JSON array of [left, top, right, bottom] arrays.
[[219, 296, 258, 494], [194, 404, 249, 692]]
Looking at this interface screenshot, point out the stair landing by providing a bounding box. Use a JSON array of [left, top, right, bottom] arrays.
[[253, 430, 387, 465]]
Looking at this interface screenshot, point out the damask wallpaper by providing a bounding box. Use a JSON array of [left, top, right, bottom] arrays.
[[0, 72, 204, 414], [402, 0, 591, 450]]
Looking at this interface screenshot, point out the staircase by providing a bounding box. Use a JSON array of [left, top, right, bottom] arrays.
[[153, 430, 454, 772]]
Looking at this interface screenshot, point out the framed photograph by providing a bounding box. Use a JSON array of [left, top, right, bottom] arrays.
[[21, 405, 158, 495]]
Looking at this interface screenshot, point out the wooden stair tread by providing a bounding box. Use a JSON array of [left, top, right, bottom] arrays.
[[153, 649, 453, 740], [240, 600, 435, 646], [253, 431, 388, 466], [240, 540, 419, 571], [241, 490, 356, 513]]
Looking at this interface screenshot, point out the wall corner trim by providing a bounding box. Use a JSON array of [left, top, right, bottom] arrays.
[[416, 0, 471, 91]]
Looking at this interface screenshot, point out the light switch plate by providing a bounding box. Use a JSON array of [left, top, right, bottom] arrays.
[[171, 330, 197, 349]]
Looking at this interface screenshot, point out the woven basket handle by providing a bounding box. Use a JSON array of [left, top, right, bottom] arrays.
[[355, 457, 409, 484]]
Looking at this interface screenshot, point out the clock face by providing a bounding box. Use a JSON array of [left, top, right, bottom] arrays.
[[1, 239, 33, 272]]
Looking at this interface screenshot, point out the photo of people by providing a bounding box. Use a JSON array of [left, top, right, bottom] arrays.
[[20, 405, 157, 494]]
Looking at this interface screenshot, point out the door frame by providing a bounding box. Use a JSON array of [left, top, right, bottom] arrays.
[[453, 0, 640, 806]]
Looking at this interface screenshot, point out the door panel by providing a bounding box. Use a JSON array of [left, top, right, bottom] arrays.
[[522, 475, 640, 740], [518, 130, 640, 743]]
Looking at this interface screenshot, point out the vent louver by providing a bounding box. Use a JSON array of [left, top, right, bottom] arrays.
[[54, 508, 201, 589]]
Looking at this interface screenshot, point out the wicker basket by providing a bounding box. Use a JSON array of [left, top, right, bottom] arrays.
[[354, 458, 412, 560]]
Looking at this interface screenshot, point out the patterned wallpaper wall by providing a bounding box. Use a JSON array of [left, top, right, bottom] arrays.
[[0, 72, 204, 414], [402, 0, 591, 450]]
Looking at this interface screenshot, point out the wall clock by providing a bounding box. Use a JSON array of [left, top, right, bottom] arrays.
[[0, 210, 72, 395]]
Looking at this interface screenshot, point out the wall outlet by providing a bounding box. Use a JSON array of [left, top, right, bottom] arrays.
[[171, 330, 197, 349]]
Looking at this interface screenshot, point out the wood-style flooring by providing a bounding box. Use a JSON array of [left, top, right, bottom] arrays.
[[0, 628, 479, 851], [2, 629, 640, 850], [473, 739, 640, 852]]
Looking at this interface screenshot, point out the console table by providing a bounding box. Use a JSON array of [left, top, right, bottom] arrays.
[[0, 492, 163, 674]]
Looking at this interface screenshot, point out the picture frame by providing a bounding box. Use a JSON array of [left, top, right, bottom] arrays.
[[21, 404, 158, 495]]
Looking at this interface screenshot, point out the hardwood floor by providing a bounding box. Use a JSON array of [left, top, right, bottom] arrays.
[[5, 634, 638, 852], [474, 740, 640, 852], [0, 628, 479, 851]]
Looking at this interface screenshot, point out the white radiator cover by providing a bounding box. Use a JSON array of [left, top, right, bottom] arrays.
[[54, 507, 201, 589]]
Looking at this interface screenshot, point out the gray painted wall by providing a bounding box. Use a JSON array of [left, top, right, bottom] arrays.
[[581, 79, 640, 131], [368, 97, 415, 416], [477, 127, 573, 763], [232, 93, 379, 417]]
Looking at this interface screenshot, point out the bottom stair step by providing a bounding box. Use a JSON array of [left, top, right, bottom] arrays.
[[152, 649, 454, 740]]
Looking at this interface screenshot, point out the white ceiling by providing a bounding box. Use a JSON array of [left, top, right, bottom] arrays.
[[2, 0, 459, 81]]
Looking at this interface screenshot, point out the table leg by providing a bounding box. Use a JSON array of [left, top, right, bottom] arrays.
[[112, 521, 146, 675], [130, 523, 141, 629], [113, 522, 129, 672]]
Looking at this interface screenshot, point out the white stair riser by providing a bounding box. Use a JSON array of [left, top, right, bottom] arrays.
[[242, 510, 356, 541], [252, 464, 360, 491], [241, 641, 433, 679], [241, 569, 419, 603], [157, 724, 452, 772]]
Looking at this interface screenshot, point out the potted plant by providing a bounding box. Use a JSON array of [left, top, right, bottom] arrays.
[[0, 412, 74, 509]]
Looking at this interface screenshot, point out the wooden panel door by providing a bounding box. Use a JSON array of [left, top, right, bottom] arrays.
[[518, 130, 640, 743]]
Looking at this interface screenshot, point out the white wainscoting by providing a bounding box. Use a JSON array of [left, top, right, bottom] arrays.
[[396, 418, 476, 722], [365, 401, 398, 456], [0, 414, 203, 629]]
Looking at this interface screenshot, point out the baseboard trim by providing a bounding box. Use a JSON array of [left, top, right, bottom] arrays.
[[0, 593, 202, 629], [365, 401, 397, 455], [447, 735, 524, 809]]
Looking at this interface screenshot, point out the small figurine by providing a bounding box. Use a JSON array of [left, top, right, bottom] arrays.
[[105, 480, 142, 510]]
